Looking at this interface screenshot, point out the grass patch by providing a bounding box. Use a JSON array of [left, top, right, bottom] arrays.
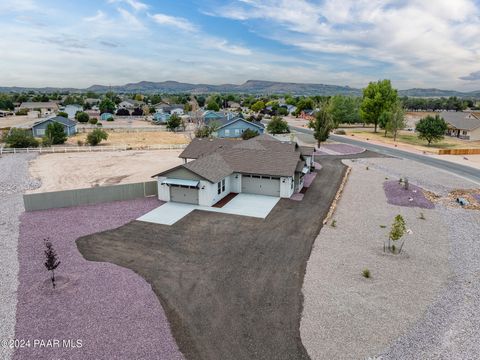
[[362, 269, 371, 278]]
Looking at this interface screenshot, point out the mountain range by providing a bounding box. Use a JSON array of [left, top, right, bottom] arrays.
[[1, 80, 479, 98]]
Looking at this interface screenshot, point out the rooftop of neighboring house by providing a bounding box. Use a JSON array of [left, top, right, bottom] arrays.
[[440, 111, 480, 131], [19, 102, 59, 109], [153, 135, 314, 183], [32, 116, 77, 128]]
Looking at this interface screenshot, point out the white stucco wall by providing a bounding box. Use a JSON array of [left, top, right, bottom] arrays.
[[199, 175, 232, 206], [304, 155, 313, 168], [280, 176, 294, 198], [231, 173, 241, 193], [157, 177, 170, 201]]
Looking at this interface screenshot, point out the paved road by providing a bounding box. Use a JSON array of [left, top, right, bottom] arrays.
[[292, 126, 480, 184]]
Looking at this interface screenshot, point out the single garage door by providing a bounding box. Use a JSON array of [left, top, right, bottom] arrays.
[[241, 175, 280, 197], [170, 185, 199, 204]]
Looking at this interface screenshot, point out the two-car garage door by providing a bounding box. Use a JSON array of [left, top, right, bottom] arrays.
[[170, 185, 199, 204], [241, 175, 280, 197]]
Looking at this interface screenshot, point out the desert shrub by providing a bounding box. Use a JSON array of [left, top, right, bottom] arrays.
[[88, 118, 98, 125], [75, 111, 90, 123], [334, 129, 346, 135], [419, 212, 426, 220], [86, 129, 108, 146], [106, 117, 114, 122], [331, 220, 337, 227], [362, 269, 371, 278], [96, 122, 103, 127], [15, 108, 29, 116], [42, 136, 52, 147], [241, 128, 259, 140], [3, 128, 39, 148], [57, 111, 69, 118], [77, 140, 84, 146]]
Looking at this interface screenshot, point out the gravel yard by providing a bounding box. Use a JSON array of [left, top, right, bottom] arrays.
[[0, 154, 39, 360], [302, 157, 480, 359], [28, 149, 184, 192], [383, 180, 435, 209], [13, 198, 183, 360]]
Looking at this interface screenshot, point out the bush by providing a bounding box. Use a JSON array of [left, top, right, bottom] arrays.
[[116, 108, 130, 116], [77, 140, 84, 146], [75, 111, 90, 123], [267, 116, 289, 134], [195, 126, 212, 138], [334, 129, 346, 135], [362, 269, 371, 278], [86, 129, 108, 146], [106, 117, 114, 122], [3, 128, 39, 148], [96, 122, 103, 127], [42, 136, 52, 147], [57, 111, 69, 118], [15, 108, 28, 116], [241, 128, 259, 140], [45, 122, 67, 144], [88, 118, 98, 125]]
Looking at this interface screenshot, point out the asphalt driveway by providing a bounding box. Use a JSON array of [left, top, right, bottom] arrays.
[[76, 158, 348, 360]]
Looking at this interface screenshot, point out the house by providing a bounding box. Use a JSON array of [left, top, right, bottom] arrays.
[[0, 110, 13, 117], [118, 99, 144, 110], [18, 102, 59, 116], [156, 104, 185, 115], [85, 109, 100, 119], [299, 109, 315, 121], [64, 104, 83, 119], [212, 117, 265, 138], [30, 116, 77, 137], [441, 112, 480, 141], [152, 135, 314, 206], [100, 112, 114, 121], [153, 112, 171, 124]]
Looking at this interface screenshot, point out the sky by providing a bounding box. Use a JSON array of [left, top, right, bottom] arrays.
[[0, 0, 480, 90]]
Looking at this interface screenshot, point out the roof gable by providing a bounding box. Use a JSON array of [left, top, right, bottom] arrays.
[[217, 117, 264, 131]]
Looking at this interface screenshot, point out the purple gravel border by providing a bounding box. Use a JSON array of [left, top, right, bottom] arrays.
[[474, 193, 480, 203], [14, 198, 184, 360], [383, 180, 435, 209], [303, 173, 317, 188]]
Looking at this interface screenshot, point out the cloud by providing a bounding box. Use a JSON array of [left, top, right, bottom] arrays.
[[150, 13, 198, 32], [108, 0, 148, 11], [460, 71, 480, 81], [117, 7, 145, 30], [84, 10, 106, 22]]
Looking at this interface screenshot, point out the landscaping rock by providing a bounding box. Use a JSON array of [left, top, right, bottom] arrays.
[[383, 180, 435, 209]]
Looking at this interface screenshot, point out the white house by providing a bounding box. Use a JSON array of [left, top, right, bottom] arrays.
[[153, 135, 314, 206]]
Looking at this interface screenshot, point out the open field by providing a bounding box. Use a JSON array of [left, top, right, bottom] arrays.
[[65, 130, 190, 147], [0, 115, 39, 129], [28, 150, 184, 192]]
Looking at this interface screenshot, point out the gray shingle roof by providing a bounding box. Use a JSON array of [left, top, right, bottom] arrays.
[[440, 112, 480, 131], [33, 116, 76, 128], [167, 136, 315, 182]]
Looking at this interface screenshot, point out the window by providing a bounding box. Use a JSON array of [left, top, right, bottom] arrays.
[[222, 179, 225, 192], [218, 179, 226, 194], [36, 128, 45, 136], [462, 130, 468, 135], [235, 129, 240, 135], [225, 129, 230, 135]]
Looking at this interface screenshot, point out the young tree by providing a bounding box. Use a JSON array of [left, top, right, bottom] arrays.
[[3, 128, 39, 148], [386, 101, 406, 141], [45, 122, 67, 144], [329, 95, 361, 125], [241, 128, 259, 140], [86, 129, 108, 146], [415, 115, 448, 146], [75, 111, 90, 123], [166, 114, 183, 132], [308, 101, 334, 148], [266, 116, 289, 134], [360, 79, 398, 132], [44, 239, 61, 289], [250, 100, 265, 112], [99, 98, 116, 114], [386, 214, 407, 254], [206, 99, 220, 111]]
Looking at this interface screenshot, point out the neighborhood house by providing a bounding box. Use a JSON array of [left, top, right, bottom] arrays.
[[30, 116, 77, 137], [18, 101, 59, 116], [153, 135, 314, 206], [212, 117, 265, 138], [441, 111, 480, 141]]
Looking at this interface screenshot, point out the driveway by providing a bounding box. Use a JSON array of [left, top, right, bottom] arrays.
[[76, 158, 347, 360], [138, 194, 280, 225]]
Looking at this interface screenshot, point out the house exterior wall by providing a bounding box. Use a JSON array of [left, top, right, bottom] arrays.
[[469, 128, 480, 141], [231, 173, 241, 193], [304, 155, 313, 168], [280, 176, 294, 198], [157, 176, 171, 201], [32, 120, 76, 137], [217, 120, 264, 138], [162, 167, 203, 181], [198, 175, 231, 206]]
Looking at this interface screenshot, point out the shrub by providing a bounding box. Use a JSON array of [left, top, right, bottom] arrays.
[[241, 128, 259, 140], [57, 111, 69, 118], [75, 111, 90, 123], [267, 116, 289, 134], [331, 220, 337, 227], [88, 118, 98, 125], [106, 117, 114, 122], [45, 122, 67, 144], [86, 129, 108, 146], [334, 129, 346, 135], [44, 239, 61, 289], [419, 212, 426, 220], [96, 122, 103, 127], [3, 128, 39, 148], [386, 214, 407, 254], [362, 269, 371, 278], [77, 140, 84, 146], [15, 108, 29, 116], [42, 136, 52, 147]]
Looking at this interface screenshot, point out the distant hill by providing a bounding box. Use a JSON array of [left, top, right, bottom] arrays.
[[1, 80, 479, 98]]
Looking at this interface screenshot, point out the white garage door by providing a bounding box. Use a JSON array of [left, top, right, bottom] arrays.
[[170, 186, 199, 204], [241, 175, 280, 197]]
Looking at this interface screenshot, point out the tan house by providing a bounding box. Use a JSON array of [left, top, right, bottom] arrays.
[[18, 102, 59, 116], [441, 112, 480, 141]]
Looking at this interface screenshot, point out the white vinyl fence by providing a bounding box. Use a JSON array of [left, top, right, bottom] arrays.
[[0, 143, 187, 155]]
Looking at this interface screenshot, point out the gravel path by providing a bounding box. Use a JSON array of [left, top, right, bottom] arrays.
[[13, 198, 184, 360], [301, 162, 451, 359], [0, 154, 39, 360]]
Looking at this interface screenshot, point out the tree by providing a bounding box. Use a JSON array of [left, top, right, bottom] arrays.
[[86, 129, 108, 146], [116, 108, 130, 116], [166, 113, 183, 132], [386, 215, 407, 254], [75, 111, 89, 123], [385, 101, 406, 141], [360, 79, 398, 132], [57, 111, 69, 118], [206, 99, 220, 111], [329, 95, 361, 125], [267, 116, 289, 134], [415, 115, 448, 146], [45, 122, 67, 144], [308, 101, 334, 148], [44, 239, 61, 289], [3, 128, 39, 148], [241, 128, 259, 140], [250, 100, 265, 112], [99, 98, 116, 114], [132, 107, 143, 116]]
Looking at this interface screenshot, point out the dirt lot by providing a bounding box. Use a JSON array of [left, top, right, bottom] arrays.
[[76, 156, 352, 360], [28, 150, 184, 192], [0, 115, 39, 129], [66, 131, 190, 147]]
